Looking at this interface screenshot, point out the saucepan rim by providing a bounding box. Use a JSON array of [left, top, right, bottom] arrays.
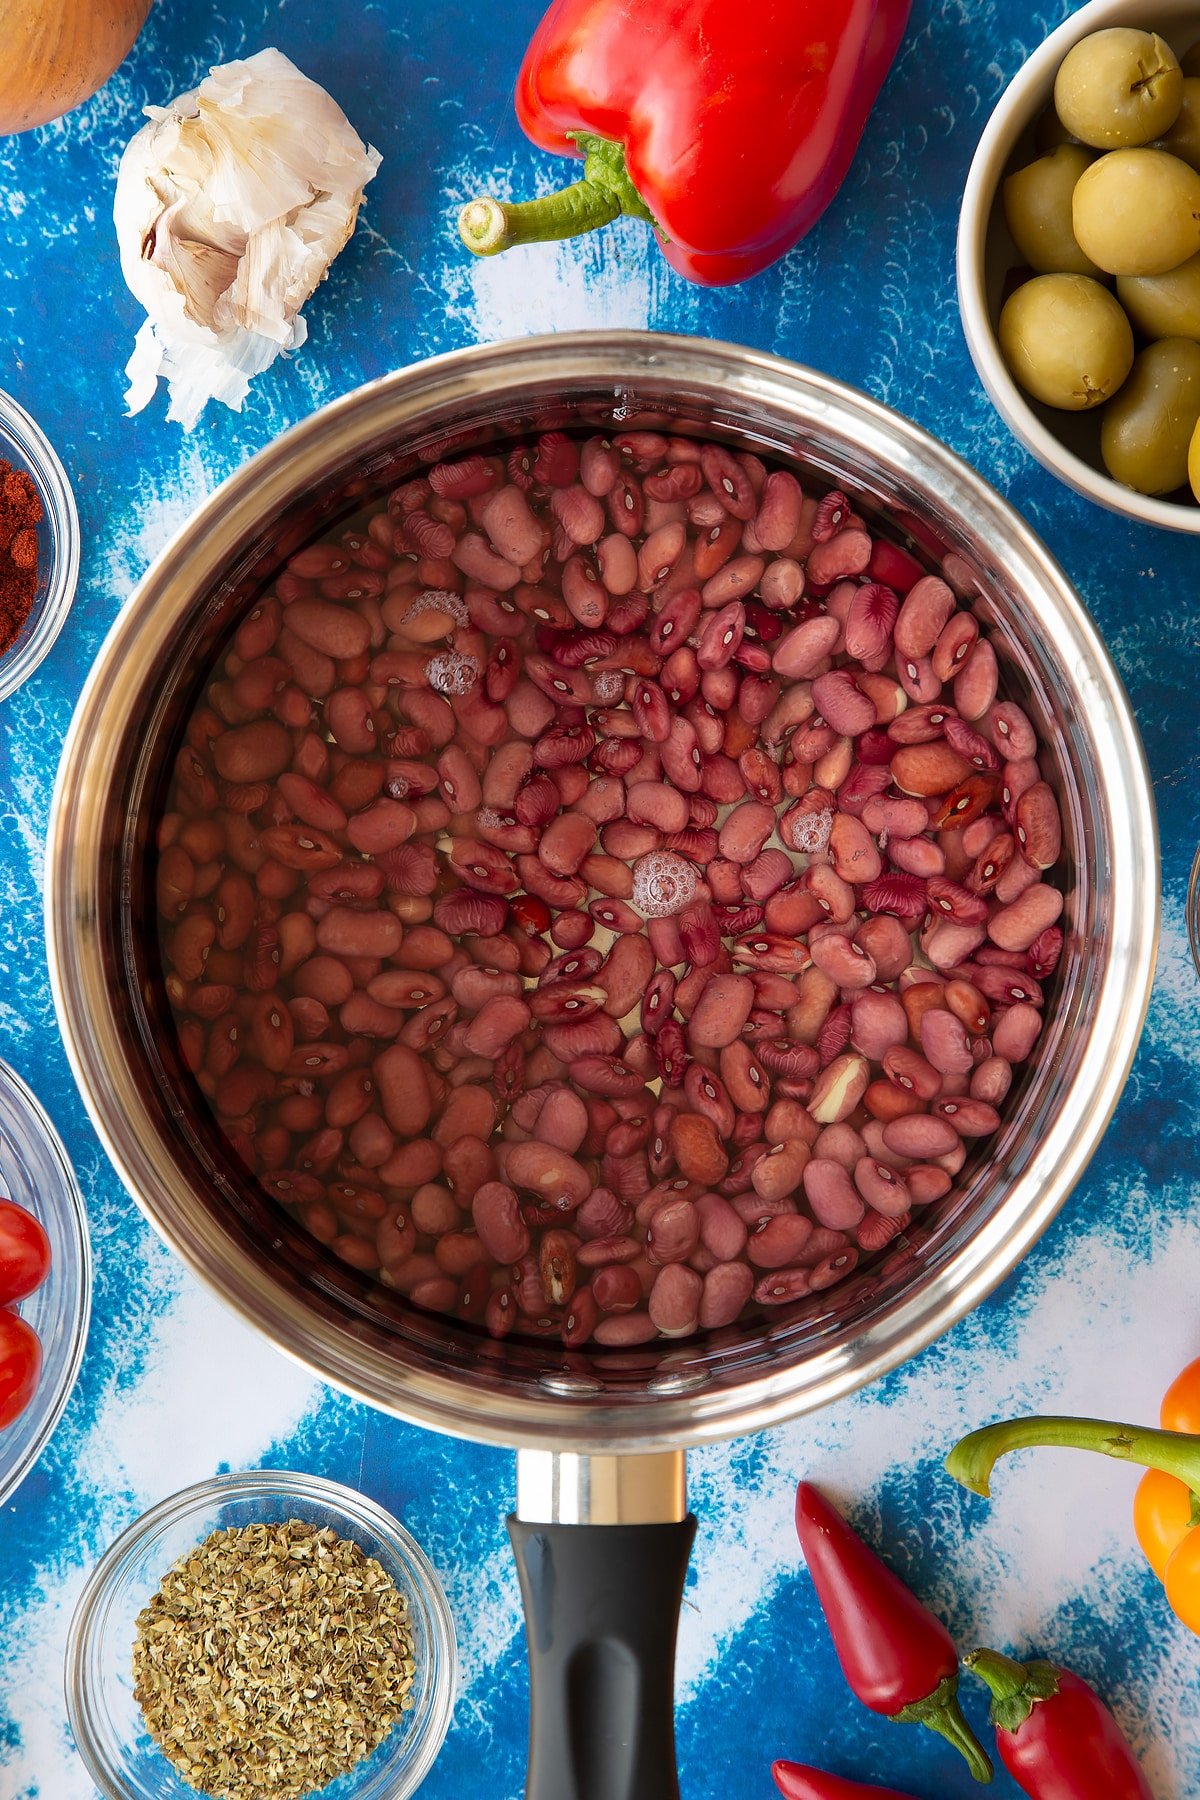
[[44, 332, 1159, 1451]]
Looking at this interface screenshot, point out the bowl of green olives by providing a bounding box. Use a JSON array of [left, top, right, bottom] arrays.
[[959, 0, 1200, 532]]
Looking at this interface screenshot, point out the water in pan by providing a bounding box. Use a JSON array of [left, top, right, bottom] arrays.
[[153, 428, 1065, 1349]]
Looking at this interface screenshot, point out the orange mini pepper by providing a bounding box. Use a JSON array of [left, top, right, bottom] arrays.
[[947, 1355, 1200, 1637]]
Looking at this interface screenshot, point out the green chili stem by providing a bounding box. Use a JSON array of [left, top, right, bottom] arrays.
[[895, 1677, 993, 1783], [966, 1650, 1059, 1736], [946, 1414, 1200, 1497], [967, 1648, 1028, 1704]]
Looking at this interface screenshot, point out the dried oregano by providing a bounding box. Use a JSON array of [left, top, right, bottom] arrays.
[[132, 1519, 417, 1800]]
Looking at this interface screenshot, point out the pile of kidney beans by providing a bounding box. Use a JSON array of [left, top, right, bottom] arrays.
[[157, 429, 1066, 1348]]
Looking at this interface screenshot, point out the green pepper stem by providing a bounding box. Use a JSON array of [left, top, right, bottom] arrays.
[[459, 183, 620, 256], [458, 132, 660, 260], [966, 1650, 1060, 1735], [921, 1692, 995, 1785], [946, 1414, 1200, 1497], [966, 1648, 1028, 1704], [892, 1674, 994, 1784]]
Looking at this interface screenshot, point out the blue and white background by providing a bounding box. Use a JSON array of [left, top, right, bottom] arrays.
[[2, 1, 1198, 1794]]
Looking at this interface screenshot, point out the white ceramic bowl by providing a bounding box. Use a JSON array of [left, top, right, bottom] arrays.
[[958, 0, 1200, 533]]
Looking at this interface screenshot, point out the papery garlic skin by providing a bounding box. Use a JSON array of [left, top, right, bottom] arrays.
[[114, 48, 381, 430]]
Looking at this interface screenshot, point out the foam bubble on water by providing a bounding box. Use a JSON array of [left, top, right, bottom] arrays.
[[591, 669, 624, 704], [631, 851, 698, 919], [407, 588, 469, 626], [426, 651, 479, 695], [793, 807, 833, 855]]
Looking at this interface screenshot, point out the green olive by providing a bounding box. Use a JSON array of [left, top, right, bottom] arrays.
[[1003, 146, 1102, 275], [1118, 251, 1200, 340], [998, 274, 1134, 410], [1035, 102, 1086, 152], [1073, 148, 1200, 275], [1055, 28, 1183, 148], [1155, 77, 1200, 170], [1101, 336, 1200, 492]]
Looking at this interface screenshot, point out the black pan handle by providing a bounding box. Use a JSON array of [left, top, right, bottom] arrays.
[[508, 1502, 696, 1800]]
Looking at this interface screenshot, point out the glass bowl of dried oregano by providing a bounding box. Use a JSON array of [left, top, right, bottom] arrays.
[[64, 1468, 458, 1800]]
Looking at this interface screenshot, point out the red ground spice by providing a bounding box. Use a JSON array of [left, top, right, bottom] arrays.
[[0, 462, 43, 656]]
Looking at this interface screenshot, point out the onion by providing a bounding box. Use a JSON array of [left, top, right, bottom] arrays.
[[0, 0, 152, 134]]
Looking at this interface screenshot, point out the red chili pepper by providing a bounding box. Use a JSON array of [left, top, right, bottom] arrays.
[[794, 1483, 992, 1783], [459, 0, 912, 286], [772, 1761, 919, 1800], [967, 1650, 1154, 1800]]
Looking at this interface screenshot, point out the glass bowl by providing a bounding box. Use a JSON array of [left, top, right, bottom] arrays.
[[65, 1469, 458, 1800], [0, 1056, 91, 1507], [0, 386, 80, 699]]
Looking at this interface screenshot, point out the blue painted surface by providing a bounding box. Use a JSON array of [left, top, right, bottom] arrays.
[[1, 1, 1198, 1796]]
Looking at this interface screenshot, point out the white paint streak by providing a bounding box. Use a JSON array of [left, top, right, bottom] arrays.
[[674, 1191, 1200, 1793], [437, 155, 698, 347], [465, 227, 657, 340], [440, 1544, 522, 1730], [1145, 905, 1197, 1060], [104, 446, 215, 599], [225, 1162, 1200, 1799]]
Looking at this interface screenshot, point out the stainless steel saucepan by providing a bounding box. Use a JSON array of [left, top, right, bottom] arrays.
[[46, 334, 1158, 1799]]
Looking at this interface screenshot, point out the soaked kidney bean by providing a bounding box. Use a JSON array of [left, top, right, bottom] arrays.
[[471, 1181, 529, 1263], [649, 1263, 703, 1336], [699, 1260, 755, 1329], [992, 1002, 1044, 1063], [159, 431, 1068, 1344], [646, 1196, 700, 1265], [882, 1113, 960, 1159], [747, 1212, 815, 1269], [802, 1158, 866, 1229]]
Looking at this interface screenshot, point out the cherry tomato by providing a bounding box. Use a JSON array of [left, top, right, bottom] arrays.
[[0, 1309, 42, 1428], [1161, 1355, 1200, 1433], [0, 1199, 51, 1306], [1133, 1468, 1196, 1580]]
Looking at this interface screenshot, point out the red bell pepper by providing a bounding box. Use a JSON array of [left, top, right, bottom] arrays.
[[773, 1761, 919, 1800], [458, 0, 912, 286], [795, 1484, 992, 1783], [967, 1651, 1154, 1800]]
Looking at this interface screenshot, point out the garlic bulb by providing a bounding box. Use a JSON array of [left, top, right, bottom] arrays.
[[114, 48, 381, 429]]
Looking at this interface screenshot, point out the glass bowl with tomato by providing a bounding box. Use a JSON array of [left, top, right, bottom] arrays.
[[0, 1056, 90, 1506]]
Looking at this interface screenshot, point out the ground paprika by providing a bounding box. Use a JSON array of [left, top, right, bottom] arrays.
[[0, 461, 42, 656]]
